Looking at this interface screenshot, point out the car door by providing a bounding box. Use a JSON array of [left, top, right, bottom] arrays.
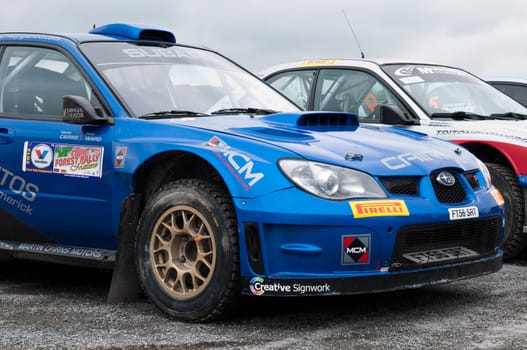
[[0, 45, 115, 249], [313, 68, 405, 122]]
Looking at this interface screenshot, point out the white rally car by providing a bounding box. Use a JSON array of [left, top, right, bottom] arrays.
[[262, 59, 527, 258]]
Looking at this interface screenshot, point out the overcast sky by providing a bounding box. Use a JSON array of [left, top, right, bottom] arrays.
[[1, 0, 526, 78]]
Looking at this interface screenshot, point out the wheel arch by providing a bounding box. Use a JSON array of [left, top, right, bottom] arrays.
[[461, 141, 527, 258], [460, 141, 515, 171], [134, 150, 230, 206], [108, 150, 234, 304]]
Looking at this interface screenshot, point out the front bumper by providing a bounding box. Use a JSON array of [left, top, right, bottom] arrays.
[[241, 253, 502, 296], [235, 185, 503, 294]]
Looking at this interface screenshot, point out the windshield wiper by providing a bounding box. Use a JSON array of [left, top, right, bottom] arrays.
[[430, 111, 486, 120], [489, 112, 527, 120], [210, 107, 278, 115], [139, 110, 209, 120]]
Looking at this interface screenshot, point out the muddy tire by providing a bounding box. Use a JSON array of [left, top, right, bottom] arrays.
[[136, 179, 239, 321], [487, 163, 526, 259]]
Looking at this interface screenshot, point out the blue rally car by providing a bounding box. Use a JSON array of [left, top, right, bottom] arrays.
[[0, 24, 504, 321]]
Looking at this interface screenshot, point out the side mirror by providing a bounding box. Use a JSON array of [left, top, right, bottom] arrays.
[[63, 95, 113, 126], [377, 104, 419, 125]]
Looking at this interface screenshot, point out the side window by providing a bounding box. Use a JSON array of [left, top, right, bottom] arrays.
[[313, 69, 401, 122], [266, 70, 315, 110], [492, 83, 527, 108], [0, 46, 93, 118]]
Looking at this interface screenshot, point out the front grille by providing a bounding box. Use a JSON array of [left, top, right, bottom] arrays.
[[391, 216, 500, 270], [430, 171, 467, 204], [380, 176, 420, 195]]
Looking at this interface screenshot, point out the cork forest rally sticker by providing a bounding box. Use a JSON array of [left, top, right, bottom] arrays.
[[23, 142, 103, 178]]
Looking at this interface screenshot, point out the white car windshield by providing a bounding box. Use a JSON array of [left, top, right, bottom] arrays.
[[80, 42, 299, 116], [382, 64, 527, 118]]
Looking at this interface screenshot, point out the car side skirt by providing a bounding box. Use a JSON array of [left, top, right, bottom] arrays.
[[0, 240, 116, 269]]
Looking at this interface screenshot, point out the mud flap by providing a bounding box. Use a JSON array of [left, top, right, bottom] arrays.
[[107, 194, 144, 303]]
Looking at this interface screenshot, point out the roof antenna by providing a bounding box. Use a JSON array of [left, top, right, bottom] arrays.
[[342, 9, 365, 59]]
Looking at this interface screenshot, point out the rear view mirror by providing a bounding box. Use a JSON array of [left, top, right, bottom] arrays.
[[377, 104, 419, 125], [63, 95, 113, 126]]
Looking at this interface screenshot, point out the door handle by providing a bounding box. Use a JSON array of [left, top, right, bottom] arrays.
[[0, 128, 15, 144]]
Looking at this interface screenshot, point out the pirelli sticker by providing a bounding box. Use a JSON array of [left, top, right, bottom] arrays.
[[349, 199, 409, 218]]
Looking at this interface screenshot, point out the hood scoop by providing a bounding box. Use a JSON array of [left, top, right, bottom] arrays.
[[264, 111, 360, 131]]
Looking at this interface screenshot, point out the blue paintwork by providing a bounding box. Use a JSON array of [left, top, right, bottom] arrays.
[[0, 24, 504, 296]]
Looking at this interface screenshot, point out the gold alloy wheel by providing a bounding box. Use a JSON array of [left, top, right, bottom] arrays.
[[150, 205, 216, 300]]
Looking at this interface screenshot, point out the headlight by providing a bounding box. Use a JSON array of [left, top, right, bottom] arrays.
[[278, 159, 387, 200], [478, 160, 492, 188]]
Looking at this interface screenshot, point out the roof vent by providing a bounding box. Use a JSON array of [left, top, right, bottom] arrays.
[[263, 112, 360, 131], [90, 23, 176, 43], [297, 112, 359, 130]]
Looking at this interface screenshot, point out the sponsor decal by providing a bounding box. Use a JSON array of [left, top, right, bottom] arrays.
[[63, 107, 85, 122], [24, 142, 53, 174], [0, 190, 33, 215], [434, 129, 527, 145], [23, 142, 104, 178], [394, 65, 417, 77], [299, 59, 338, 67], [14, 242, 113, 260], [54, 145, 103, 178], [395, 65, 460, 77], [448, 206, 479, 220], [30, 143, 53, 170], [342, 234, 370, 265], [207, 136, 228, 148], [349, 200, 409, 218], [249, 277, 266, 295], [207, 136, 264, 189], [381, 150, 468, 170], [400, 76, 424, 85], [114, 147, 128, 168], [0, 165, 38, 215], [121, 47, 198, 59], [491, 189, 505, 206], [249, 277, 331, 296]]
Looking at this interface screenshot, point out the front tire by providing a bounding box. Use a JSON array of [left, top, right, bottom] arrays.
[[487, 163, 526, 259], [136, 179, 239, 321]]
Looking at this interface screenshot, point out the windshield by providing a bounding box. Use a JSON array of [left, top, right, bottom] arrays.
[[80, 42, 299, 116], [382, 64, 527, 117]]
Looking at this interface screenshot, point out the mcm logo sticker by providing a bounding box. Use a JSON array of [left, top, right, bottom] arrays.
[[342, 234, 370, 265]]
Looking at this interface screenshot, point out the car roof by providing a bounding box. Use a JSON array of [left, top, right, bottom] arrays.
[[0, 23, 179, 45], [0, 31, 115, 43], [260, 58, 447, 78]]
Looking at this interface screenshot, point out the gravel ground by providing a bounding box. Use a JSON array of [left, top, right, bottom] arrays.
[[0, 258, 526, 350]]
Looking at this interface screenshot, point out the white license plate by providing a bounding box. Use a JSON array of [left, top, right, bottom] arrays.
[[448, 206, 479, 220], [403, 246, 479, 264]]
